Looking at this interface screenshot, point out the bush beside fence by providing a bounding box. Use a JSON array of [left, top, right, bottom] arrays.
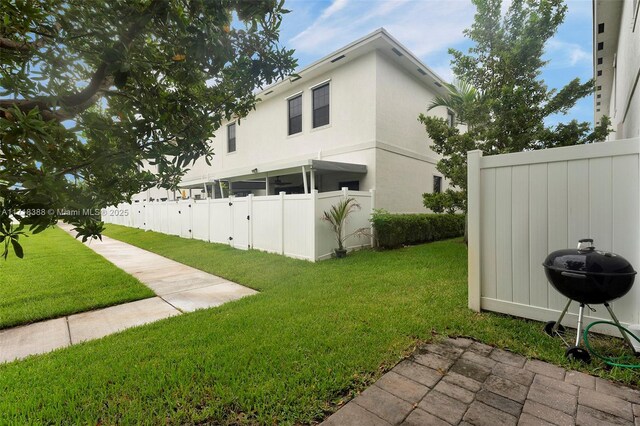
[[371, 211, 465, 249]]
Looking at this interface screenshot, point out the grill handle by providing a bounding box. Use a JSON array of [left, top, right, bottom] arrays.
[[561, 271, 588, 279], [577, 238, 595, 251]]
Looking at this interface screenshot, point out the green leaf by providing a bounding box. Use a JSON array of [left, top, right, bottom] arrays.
[[1, 0, 296, 257], [11, 238, 24, 258]]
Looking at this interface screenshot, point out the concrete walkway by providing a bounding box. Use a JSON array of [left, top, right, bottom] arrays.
[[0, 226, 257, 363], [322, 338, 640, 426]]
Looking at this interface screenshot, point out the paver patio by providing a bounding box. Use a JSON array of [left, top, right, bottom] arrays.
[[322, 338, 640, 426], [0, 225, 257, 363]]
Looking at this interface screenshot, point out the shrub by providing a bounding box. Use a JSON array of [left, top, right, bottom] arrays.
[[371, 210, 465, 249], [423, 189, 467, 214]]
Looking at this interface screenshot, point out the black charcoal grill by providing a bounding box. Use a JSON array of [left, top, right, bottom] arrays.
[[542, 239, 637, 362]]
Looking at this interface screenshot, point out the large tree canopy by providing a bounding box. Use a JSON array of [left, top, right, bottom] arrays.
[[0, 0, 296, 257], [420, 0, 610, 214]]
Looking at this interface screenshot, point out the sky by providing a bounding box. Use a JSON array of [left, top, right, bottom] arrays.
[[275, 0, 594, 126]]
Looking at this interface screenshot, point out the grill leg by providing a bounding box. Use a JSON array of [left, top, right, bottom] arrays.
[[553, 299, 572, 334], [604, 302, 635, 351], [576, 303, 585, 347]]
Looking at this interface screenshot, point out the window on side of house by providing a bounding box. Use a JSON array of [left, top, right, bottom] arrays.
[[227, 123, 236, 153], [313, 83, 330, 128], [288, 94, 302, 135], [447, 110, 455, 127], [433, 175, 442, 194]]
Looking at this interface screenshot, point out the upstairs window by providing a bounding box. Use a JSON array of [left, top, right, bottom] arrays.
[[447, 110, 455, 127], [227, 123, 236, 153], [288, 94, 302, 135], [433, 175, 442, 193], [313, 83, 330, 128]]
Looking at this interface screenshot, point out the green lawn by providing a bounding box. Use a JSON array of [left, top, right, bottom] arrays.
[[0, 227, 154, 329], [0, 225, 636, 424]]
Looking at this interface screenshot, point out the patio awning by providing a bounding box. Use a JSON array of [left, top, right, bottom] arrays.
[[310, 160, 367, 175], [180, 158, 367, 186]]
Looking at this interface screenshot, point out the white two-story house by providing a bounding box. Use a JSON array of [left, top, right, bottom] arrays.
[[142, 28, 452, 213]]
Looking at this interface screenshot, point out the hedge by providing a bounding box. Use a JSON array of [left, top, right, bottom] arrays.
[[371, 211, 465, 249]]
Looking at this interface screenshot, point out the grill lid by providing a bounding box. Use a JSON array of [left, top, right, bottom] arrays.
[[543, 239, 636, 276]]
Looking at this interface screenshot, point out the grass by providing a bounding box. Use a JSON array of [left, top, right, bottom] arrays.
[[0, 227, 154, 329], [0, 224, 637, 424]]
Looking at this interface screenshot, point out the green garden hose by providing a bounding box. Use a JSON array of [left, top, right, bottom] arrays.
[[583, 321, 640, 368]]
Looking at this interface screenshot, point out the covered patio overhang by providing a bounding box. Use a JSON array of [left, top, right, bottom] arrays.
[[181, 159, 367, 197]]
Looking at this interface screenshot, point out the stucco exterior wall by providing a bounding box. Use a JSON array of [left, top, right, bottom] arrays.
[[373, 51, 449, 213], [374, 148, 445, 213], [610, 0, 640, 139], [375, 51, 447, 155], [182, 51, 378, 183]]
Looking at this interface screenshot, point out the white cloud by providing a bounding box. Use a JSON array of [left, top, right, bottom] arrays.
[[285, 0, 591, 90], [289, 0, 475, 60], [320, 0, 350, 19], [545, 39, 591, 68]]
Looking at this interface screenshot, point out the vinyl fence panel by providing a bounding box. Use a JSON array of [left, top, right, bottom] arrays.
[[132, 202, 144, 229], [102, 189, 374, 262], [468, 137, 640, 334], [209, 200, 231, 245], [251, 195, 283, 254], [315, 189, 375, 261], [158, 202, 169, 234], [283, 194, 314, 260], [166, 203, 181, 236], [191, 200, 209, 241], [231, 197, 249, 250]]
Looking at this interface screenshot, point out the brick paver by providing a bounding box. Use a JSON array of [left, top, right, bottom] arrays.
[[565, 370, 596, 390], [375, 371, 429, 404], [322, 338, 640, 425]]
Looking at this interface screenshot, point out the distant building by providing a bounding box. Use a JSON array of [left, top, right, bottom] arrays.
[[593, 0, 640, 139]]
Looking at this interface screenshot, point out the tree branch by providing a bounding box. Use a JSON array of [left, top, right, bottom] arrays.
[[0, 37, 45, 52], [59, 63, 109, 108], [0, 99, 63, 121], [2, 0, 167, 121], [58, 0, 166, 110]]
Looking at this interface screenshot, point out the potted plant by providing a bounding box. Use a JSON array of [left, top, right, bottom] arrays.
[[322, 197, 361, 258]]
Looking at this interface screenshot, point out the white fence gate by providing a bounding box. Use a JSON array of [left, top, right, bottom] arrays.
[[102, 189, 374, 262], [468, 137, 640, 333]]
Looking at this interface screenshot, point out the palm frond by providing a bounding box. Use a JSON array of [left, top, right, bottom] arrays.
[[427, 79, 482, 125], [321, 198, 360, 250]]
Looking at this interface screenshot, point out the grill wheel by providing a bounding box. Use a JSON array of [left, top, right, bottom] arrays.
[[543, 321, 566, 337], [566, 346, 591, 363]]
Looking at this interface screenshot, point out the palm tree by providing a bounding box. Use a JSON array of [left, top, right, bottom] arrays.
[[427, 79, 482, 127], [322, 197, 361, 257]]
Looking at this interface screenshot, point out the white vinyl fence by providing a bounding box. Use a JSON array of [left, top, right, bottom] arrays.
[[102, 189, 374, 262], [468, 137, 640, 333]]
